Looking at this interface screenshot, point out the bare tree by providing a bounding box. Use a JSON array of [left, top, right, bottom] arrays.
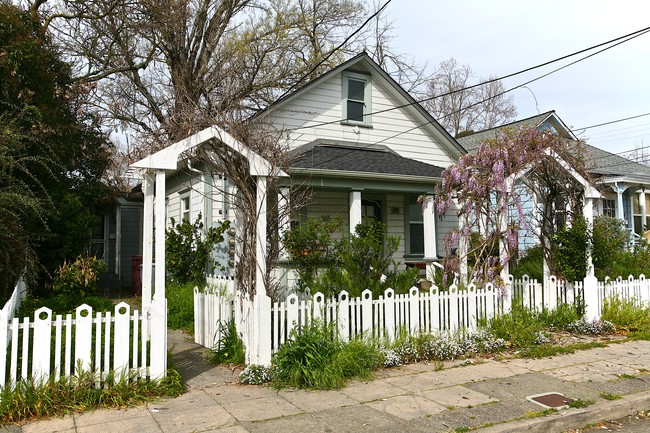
[[424, 58, 517, 137]]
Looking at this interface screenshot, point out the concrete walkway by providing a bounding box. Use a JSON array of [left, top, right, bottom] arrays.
[[15, 332, 650, 433]]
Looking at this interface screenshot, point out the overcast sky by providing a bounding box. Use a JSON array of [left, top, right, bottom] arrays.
[[386, 0, 650, 157]]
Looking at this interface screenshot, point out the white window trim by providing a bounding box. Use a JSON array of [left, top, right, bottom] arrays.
[[180, 191, 191, 222], [341, 71, 372, 127]]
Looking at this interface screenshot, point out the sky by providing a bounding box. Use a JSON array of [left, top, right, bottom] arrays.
[[386, 0, 650, 158]]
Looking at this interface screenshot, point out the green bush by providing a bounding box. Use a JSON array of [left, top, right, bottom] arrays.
[[601, 296, 650, 333], [53, 256, 107, 298], [487, 303, 546, 348], [284, 217, 403, 297], [512, 244, 543, 281], [539, 302, 581, 331], [272, 321, 381, 389], [165, 215, 229, 285], [553, 215, 589, 281]]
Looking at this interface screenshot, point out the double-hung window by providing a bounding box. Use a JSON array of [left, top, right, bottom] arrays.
[[406, 196, 424, 256], [180, 193, 190, 222], [342, 71, 371, 126]]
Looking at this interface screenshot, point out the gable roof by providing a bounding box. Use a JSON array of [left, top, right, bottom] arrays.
[[259, 52, 466, 158], [290, 144, 444, 178], [456, 111, 650, 179]]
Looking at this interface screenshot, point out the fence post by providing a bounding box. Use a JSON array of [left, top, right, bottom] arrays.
[[113, 303, 131, 380], [0, 309, 6, 389], [337, 291, 350, 341], [583, 274, 599, 321], [32, 307, 52, 385], [75, 304, 93, 373], [149, 296, 168, 379], [253, 293, 272, 366], [408, 287, 419, 335], [361, 290, 373, 336]]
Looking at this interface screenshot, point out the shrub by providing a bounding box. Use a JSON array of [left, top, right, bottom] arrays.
[[272, 321, 380, 389], [165, 215, 229, 285], [539, 302, 581, 331], [601, 296, 650, 333], [512, 244, 543, 281], [487, 303, 545, 348], [53, 256, 107, 298]]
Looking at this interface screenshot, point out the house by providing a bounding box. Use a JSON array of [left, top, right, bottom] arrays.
[[131, 52, 466, 296], [456, 110, 650, 249], [93, 189, 144, 292]]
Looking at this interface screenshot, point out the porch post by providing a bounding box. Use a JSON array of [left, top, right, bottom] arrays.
[[278, 187, 290, 259], [349, 190, 362, 234], [640, 190, 647, 234], [498, 194, 509, 284], [154, 169, 166, 300], [142, 171, 154, 312], [615, 183, 625, 221], [583, 196, 599, 321], [253, 175, 272, 365], [423, 195, 437, 280], [459, 217, 468, 285]]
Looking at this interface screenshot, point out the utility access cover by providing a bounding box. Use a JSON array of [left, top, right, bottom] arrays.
[[525, 392, 573, 410]]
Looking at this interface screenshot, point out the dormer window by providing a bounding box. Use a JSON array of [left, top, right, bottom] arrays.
[[342, 71, 371, 126]]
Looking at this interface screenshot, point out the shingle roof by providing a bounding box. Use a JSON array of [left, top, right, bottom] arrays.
[[586, 144, 650, 178], [456, 112, 554, 152], [456, 111, 650, 179], [290, 145, 444, 178]]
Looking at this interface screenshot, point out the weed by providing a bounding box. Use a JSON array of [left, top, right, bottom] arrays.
[[568, 398, 595, 409], [240, 365, 275, 385], [519, 342, 607, 358], [0, 367, 184, 425], [600, 392, 621, 401], [618, 373, 636, 379], [523, 408, 557, 418], [454, 426, 470, 433], [209, 319, 246, 365]]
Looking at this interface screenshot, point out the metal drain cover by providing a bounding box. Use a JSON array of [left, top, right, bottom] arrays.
[[525, 392, 573, 409]]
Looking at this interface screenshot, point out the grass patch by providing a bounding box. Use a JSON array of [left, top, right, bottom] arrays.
[[166, 281, 196, 331], [0, 367, 185, 425], [568, 398, 595, 409], [523, 408, 557, 418], [208, 319, 246, 365], [454, 426, 470, 433], [600, 392, 621, 401], [519, 341, 608, 359]]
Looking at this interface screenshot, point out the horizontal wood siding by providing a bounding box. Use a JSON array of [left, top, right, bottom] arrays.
[[305, 190, 350, 236], [266, 71, 456, 169], [385, 194, 405, 267]]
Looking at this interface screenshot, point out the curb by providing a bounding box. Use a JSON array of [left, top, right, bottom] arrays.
[[476, 390, 650, 432]]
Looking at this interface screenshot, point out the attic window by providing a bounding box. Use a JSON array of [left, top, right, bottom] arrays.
[[342, 71, 371, 126]]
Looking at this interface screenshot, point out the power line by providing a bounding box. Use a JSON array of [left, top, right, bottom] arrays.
[[273, 0, 392, 103], [286, 25, 650, 132], [302, 27, 650, 169], [573, 112, 650, 132]]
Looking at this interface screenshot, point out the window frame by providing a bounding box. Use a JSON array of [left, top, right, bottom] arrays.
[[341, 71, 372, 127], [405, 195, 424, 258], [180, 192, 191, 222]]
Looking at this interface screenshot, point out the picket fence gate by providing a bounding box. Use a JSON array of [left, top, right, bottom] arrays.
[[194, 274, 650, 363], [0, 295, 167, 390]]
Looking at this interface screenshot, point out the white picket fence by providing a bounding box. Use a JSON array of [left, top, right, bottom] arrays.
[[0, 291, 168, 390], [194, 274, 650, 363], [0, 279, 27, 329]]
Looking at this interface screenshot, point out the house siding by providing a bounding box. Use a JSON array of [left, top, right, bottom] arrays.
[[266, 71, 456, 169]]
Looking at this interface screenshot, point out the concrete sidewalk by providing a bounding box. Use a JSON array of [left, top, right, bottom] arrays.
[[16, 332, 650, 433]]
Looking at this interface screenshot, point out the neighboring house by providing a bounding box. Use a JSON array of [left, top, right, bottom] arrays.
[[456, 110, 650, 249], [131, 52, 466, 290], [94, 189, 144, 291]]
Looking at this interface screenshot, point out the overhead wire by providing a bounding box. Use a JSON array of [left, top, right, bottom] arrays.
[[296, 27, 650, 170]]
